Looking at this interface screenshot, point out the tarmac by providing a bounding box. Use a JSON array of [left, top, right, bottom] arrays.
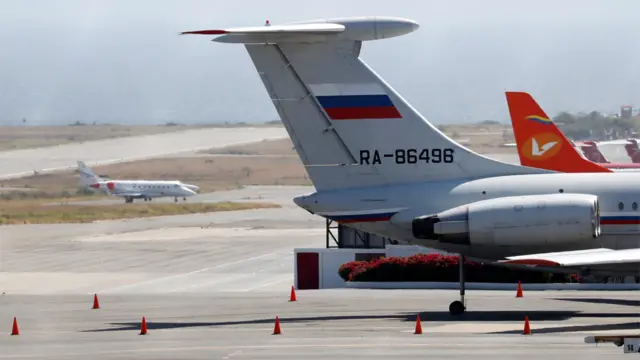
[[1, 185, 637, 359], [0, 126, 288, 180]]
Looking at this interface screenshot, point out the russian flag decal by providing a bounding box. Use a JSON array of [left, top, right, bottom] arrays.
[[308, 83, 402, 120]]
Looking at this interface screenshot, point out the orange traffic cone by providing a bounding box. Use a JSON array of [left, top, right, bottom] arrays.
[[139, 317, 148, 335], [92, 294, 100, 309], [272, 316, 281, 335], [523, 316, 531, 335], [11, 317, 19, 336], [414, 315, 422, 334], [516, 281, 523, 298], [289, 286, 297, 302]]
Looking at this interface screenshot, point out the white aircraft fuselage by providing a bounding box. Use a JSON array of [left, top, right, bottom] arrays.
[[294, 172, 640, 261], [91, 180, 199, 201]]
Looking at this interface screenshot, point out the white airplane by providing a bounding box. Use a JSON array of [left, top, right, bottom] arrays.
[[181, 16, 640, 315], [76, 161, 199, 203]]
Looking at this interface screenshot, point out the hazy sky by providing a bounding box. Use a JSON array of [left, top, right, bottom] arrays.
[[2, 0, 640, 125]]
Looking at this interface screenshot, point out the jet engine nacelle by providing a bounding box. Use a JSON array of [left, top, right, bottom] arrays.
[[412, 193, 600, 247]]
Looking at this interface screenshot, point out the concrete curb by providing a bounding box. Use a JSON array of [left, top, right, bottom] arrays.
[[344, 281, 640, 291]]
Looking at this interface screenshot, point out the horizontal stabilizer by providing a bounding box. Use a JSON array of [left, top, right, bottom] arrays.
[[181, 16, 419, 44], [181, 23, 345, 36]]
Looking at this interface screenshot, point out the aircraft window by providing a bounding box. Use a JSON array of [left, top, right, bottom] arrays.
[[618, 202, 624, 211], [633, 202, 638, 211]]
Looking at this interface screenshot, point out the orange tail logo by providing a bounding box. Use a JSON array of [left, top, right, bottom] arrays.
[[505, 92, 611, 173]]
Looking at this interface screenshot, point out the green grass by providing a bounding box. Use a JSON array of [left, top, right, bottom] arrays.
[[0, 201, 281, 225]]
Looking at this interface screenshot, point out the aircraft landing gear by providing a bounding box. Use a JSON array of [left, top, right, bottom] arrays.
[[125, 196, 133, 204], [449, 254, 466, 316], [174, 197, 178, 203], [183, 197, 186, 201]]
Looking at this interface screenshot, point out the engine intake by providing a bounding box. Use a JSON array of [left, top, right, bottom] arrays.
[[412, 193, 600, 247]]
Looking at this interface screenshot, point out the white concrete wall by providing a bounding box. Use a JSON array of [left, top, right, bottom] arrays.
[[294, 248, 386, 289], [320, 251, 356, 288]]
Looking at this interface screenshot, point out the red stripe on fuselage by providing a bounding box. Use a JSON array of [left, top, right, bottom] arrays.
[[502, 259, 560, 267], [334, 216, 393, 223], [325, 106, 402, 120], [601, 219, 640, 225]]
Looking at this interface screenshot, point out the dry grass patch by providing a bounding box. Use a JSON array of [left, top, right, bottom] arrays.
[[0, 155, 311, 196], [204, 125, 517, 156], [438, 124, 517, 154], [89, 156, 310, 192], [0, 200, 280, 225]]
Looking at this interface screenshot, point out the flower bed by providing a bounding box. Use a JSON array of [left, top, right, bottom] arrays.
[[339, 254, 581, 283]]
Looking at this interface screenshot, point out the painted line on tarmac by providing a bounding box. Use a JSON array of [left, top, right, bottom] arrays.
[[0, 341, 555, 359], [0, 344, 450, 359], [167, 273, 257, 293], [91, 250, 289, 294], [240, 275, 293, 292]]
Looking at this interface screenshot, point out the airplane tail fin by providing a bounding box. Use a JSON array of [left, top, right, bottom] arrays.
[[580, 141, 610, 163], [182, 17, 549, 191], [505, 92, 612, 173], [76, 161, 103, 186], [624, 139, 640, 163]]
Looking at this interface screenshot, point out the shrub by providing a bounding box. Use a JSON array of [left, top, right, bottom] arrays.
[[339, 254, 580, 283]]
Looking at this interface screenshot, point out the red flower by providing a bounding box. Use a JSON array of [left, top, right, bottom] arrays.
[[338, 253, 574, 283]]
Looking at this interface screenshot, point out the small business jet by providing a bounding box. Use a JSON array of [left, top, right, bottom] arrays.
[[77, 161, 199, 203], [182, 16, 640, 315], [505, 92, 640, 172]]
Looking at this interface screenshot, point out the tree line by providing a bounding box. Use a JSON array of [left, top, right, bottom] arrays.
[[553, 111, 639, 140]]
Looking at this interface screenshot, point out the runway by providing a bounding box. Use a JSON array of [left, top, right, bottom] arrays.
[[0, 126, 288, 180], [1, 185, 633, 359]]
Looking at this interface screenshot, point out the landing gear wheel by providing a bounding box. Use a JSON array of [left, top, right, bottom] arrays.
[[449, 253, 467, 316], [449, 300, 465, 315]]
